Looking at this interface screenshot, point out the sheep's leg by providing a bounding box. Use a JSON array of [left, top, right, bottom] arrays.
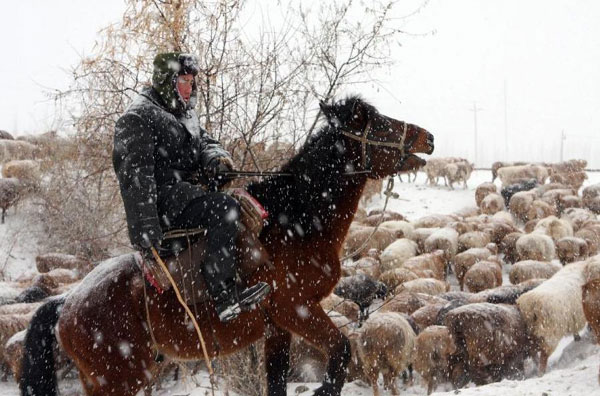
[[426, 377, 434, 395], [365, 365, 380, 396], [383, 370, 400, 395], [538, 349, 549, 375], [265, 324, 291, 396], [1, 208, 4, 224]]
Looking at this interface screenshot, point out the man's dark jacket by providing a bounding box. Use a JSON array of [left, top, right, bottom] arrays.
[[113, 87, 231, 248]]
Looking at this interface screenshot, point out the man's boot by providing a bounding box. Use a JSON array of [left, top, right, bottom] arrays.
[[213, 281, 271, 322]]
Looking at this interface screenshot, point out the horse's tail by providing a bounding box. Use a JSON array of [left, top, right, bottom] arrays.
[[19, 295, 66, 396]]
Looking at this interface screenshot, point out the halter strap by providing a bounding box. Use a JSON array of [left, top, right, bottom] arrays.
[[339, 120, 408, 170]]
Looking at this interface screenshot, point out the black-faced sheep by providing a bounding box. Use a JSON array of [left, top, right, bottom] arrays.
[[334, 273, 387, 322], [357, 312, 416, 396], [517, 261, 588, 373], [412, 325, 457, 395], [509, 260, 561, 284], [500, 179, 537, 206]]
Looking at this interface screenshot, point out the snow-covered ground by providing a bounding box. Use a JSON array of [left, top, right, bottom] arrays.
[[1, 169, 599, 395]]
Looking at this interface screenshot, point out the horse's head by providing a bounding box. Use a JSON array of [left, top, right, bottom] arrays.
[[319, 96, 434, 178]]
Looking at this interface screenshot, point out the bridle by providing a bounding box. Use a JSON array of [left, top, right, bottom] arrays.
[[338, 114, 409, 173]]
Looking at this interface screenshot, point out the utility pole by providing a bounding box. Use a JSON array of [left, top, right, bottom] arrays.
[[560, 130, 566, 162], [469, 102, 483, 167], [504, 79, 508, 160]]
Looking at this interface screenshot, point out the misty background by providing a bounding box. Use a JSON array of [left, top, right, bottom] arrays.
[[0, 0, 599, 168]]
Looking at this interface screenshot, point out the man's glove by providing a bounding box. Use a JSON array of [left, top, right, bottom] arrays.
[[205, 156, 234, 190]]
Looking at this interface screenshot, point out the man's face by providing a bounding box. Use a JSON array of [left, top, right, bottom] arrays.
[[176, 74, 194, 103]]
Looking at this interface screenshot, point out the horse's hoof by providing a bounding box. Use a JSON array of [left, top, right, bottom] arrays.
[[312, 383, 338, 396]]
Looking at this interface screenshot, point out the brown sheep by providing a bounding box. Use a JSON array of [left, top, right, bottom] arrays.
[[463, 260, 503, 293], [499, 232, 524, 264], [410, 303, 447, 333], [453, 247, 497, 290], [562, 207, 597, 232], [533, 216, 573, 242], [413, 214, 458, 229], [319, 294, 360, 323], [35, 253, 92, 275], [498, 165, 548, 186], [540, 188, 577, 210], [550, 159, 587, 174], [357, 312, 416, 396], [400, 251, 446, 281], [380, 292, 447, 315], [343, 226, 396, 259], [0, 313, 34, 378], [509, 260, 561, 284], [475, 182, 498, 207], [353, 256, 382, 279], [379, 220, 415, 240], [361, 178, 384, 205], [444, 303, 534, 386], [582, 184, 600, 214], [458, 231, 491, 253], [480, 219, 519, 245], [526, 199, 557, 221], [413, 325, 457, 395], [480, 193, 505, 215], [556, 236, 589, 264], [412, 227, 440, 252], [582, 279, 600, 351], [366, 209, 406, 222], [508, 191, 536, 222], [575, 228, 600, 256], [0, 178, 24, 223], [558, 195, 583, 212], [550, 171, 587, 192], [1, 159, 40, 183], [378, 268, 419, 290]]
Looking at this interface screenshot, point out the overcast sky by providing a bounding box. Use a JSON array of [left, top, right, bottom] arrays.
[[1, 0, 599, 167]]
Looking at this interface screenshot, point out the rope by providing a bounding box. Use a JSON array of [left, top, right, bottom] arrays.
[[150, 247, 217, 395], [340, 176, 397, 261]]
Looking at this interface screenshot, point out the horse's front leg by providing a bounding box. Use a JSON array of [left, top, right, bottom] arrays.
[[271, 302, 351, 396], [265, 324, 291, 396]]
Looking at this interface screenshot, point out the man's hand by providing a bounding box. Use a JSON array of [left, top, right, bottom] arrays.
[[206, 156, 234, 190]]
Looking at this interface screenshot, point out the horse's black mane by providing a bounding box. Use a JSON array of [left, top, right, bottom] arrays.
[[247, 96, 376, 240]]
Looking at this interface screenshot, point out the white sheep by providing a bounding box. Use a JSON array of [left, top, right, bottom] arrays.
[[379, 220, 415, 240], [343, 225, 397, 259], [0, 140, 38, 163], [516, 260, 588, 374], [357, 312, 416, 396], [516, 233, 556, 261], [394, 278, 449, 296], [533, 215, 573, 242], [498, 165, 548, 186], [380, 238, 419, 272], [424, 228, 459, 264], [508, 260, 562, 284]]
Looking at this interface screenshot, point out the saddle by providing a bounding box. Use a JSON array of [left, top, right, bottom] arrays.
[[140, 189, 271, 306]]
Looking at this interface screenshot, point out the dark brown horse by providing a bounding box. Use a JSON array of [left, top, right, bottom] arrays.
[[20, 96, 434, 396]]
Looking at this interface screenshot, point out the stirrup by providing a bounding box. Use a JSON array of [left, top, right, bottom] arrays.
[[214, 282, 271, 322]]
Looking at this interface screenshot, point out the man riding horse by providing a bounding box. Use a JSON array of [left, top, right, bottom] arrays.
[[112, 52, 270, 322]]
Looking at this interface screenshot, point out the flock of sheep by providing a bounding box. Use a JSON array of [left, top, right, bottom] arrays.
[[292, 159, 600, 395], [0, 129, 62, 223], [2, 128, 600, 396]]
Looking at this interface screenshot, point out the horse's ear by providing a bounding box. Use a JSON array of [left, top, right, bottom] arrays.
[[319, 100, 330, 113]]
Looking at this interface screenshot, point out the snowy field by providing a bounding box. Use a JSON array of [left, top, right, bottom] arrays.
[[1, 170, 599, 395]]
